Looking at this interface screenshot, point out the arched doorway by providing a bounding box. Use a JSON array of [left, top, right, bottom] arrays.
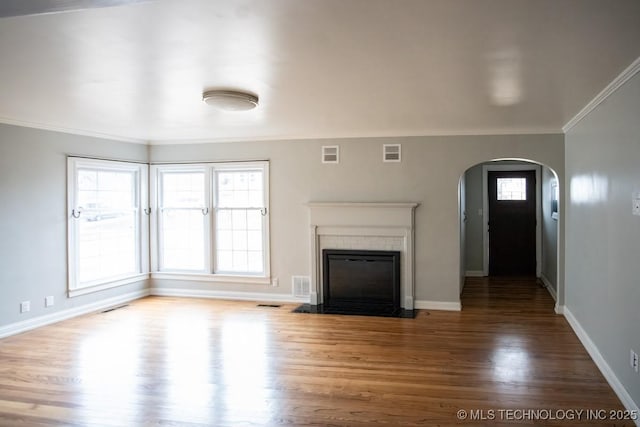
[[459, 159, 561, 310]]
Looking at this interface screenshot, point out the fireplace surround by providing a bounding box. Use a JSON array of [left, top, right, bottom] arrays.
[[307, 202, 419, 314]]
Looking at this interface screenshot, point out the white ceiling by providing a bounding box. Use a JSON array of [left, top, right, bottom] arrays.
[[0, 0, 639, 144]]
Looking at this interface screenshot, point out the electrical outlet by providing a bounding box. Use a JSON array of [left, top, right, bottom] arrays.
[[631, 350, 639, 373], [271, 277, 279, 287], [45, 296, 54, 307], [20, 301, 30, 313]]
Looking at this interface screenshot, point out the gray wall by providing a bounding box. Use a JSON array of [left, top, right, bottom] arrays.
[[0, 123, 149, 327], [464, 164, 484, 273], [0, 124, 564, 329], [541, 166, 558, 294], [459, 173, 466, 293], [150, 134, 564, 305], [565, 71, 640, 405]]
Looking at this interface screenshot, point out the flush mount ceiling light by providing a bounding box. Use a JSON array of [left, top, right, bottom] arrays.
[[202, 89, 259, 111]]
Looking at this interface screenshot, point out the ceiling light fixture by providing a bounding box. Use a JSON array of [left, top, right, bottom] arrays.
[[202, 89, 259, 111]]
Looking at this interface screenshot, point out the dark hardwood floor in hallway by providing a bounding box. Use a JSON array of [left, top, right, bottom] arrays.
[[0, 278, 629, 426]]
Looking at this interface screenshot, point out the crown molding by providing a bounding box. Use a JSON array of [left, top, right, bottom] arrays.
[[147, 128, 562, 145], [563, 55, 640, 133], [0, 117, 148, 144]]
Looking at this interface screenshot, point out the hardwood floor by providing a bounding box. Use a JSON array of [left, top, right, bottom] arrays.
[[0, 278, 630, 426]]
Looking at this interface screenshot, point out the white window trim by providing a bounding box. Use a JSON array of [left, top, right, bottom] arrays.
[[149, 272, 271, 285], [67, 157, 149, 297], [150, 161, 271, 283], [69, 273, 150, 298]]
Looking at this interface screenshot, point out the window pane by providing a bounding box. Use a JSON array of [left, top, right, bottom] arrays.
[[217, 209, 232, 230], [78, 212, 137, 283], [214, 168, 265, 274], [217, 250, 233, 271], [232, 172, 248, 191], [74, 166, 139, 287], [158, 170, 207, 272], [162, 172, 205, 207], [247, 251, 263, 273], [216, 170, 263, 208], [161, 209, 205, 271], [248, 172, 262, 190], [248, 190, 262, 207], [232, 251, 248, 271], [232, 230, 248, 251], [217, 230, 233, 250], [247, 230, 262, 251], [215, 207, 263, 274], [497, 178, 527, 201], [232, 210, 247, 230], [246, 210, 261, 230], [78, 170, 134, 211]]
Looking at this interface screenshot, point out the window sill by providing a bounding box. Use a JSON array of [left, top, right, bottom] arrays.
[[151, 272, 271, 285], [69, 273, 150, 298]]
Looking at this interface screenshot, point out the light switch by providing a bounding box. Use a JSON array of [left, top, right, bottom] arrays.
[[633, 192, 640, 216]]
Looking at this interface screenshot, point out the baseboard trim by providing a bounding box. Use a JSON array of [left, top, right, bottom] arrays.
[[414, 300, 462, 311], [564, 307, 639, 423], [150, 287, 309, 304], [539, 274, 557, 302], [465, 270, 485, 277], [0, 289, 150, 340]]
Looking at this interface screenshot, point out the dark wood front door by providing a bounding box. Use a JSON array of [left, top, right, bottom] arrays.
[[488, 170, 536, 276]]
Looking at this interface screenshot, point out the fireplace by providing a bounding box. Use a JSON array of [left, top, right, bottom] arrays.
[[302, 202, 418, 317], [322, 249, 401, 316]]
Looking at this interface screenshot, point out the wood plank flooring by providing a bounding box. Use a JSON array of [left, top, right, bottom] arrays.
[[0, 277, 630, 426]]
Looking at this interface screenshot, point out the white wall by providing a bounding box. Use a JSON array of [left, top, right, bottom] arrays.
[[565, 70, 640, 408], [150, 134, 564, 306], [0, 123, 149, 328]]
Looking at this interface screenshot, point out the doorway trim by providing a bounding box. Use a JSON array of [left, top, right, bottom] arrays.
[[482, 164, 542, 277]]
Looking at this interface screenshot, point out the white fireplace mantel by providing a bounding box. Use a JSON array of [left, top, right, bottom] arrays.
[[308, 202, 419, 310]]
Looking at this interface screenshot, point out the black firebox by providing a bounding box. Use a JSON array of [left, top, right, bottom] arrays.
[[321, 249, 401, 316]]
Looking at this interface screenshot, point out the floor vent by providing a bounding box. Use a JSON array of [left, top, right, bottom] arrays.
[[292, 275, 311, 298], [257, 304, 281, 308], [101, 304, 128, 313]]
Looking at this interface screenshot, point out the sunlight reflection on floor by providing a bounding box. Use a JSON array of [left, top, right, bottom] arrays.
[[491, 335, 532, 383], [77, 315, 141, 425]]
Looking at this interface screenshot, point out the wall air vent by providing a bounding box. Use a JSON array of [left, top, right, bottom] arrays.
[[383, 144, 401, 162], [322, 146, 339, 164], [292, 276, 311, 298]]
